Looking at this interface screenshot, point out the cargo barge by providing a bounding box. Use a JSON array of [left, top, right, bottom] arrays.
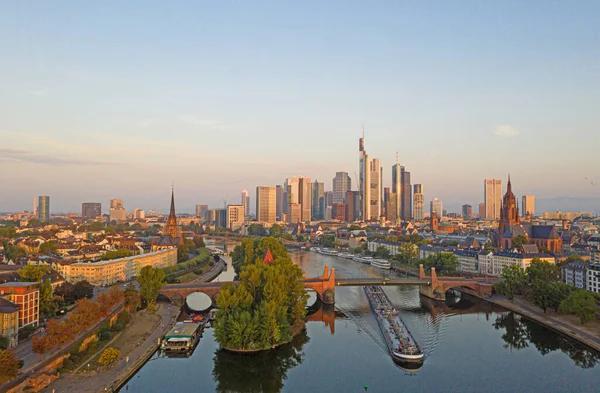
[[364, 286, 424, 362]]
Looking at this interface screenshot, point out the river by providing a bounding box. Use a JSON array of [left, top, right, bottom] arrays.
[[122, 250, 599, 393]]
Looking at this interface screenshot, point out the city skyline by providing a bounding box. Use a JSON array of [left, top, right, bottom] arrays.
[[1, 2, 599, 213]]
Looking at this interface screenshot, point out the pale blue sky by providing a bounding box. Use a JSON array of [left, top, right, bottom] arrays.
[[1, 1, 599, 214]]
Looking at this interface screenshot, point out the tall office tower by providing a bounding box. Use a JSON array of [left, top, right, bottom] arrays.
[[82, 202, 101, 219], [275, 185, 285, 220], [298, 177, 312, 222], [522, 195, 535, 217], [37, 196, 50, 221], [383, 187, 390, 218], [195, 204, 208, 218], [324, 191, 334, 208], [241, 189, 249, 217], [479, 203, 485, 218], [484, 179, 502, 219], [333, 172, 351, 204], [462, 204, 472, 219], [133, 208, 145, 219], [285, 176, 300, 216], [392, 162, 402, 221], [226, 205, 245, 230], [109, 199, 127, 222], [256, 186, 276, 223], [287, 203, 302, 223], [345, 191, 359, 222], [359, 128, 371, 221], [413, 184, 424, 221], [215, 208, 227, 228], [430, 198, 443, 217], [33, 197, 37, 216], [312, 181, 325, 220], [282, 189, 288, 214], [400, 167, 412, 221], [332, 203, 346, 221], [369, 158, 382, 220], [386, 193, 398, 222], [207, 209, 217, 224]]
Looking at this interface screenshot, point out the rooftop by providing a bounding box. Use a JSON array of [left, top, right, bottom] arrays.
[[0, 281, 39, 287], [0, 297, 19, 313]]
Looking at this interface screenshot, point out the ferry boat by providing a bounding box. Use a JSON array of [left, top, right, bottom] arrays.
[[320, 249, 338, 256], [371, 259, 392, 270], [353, 255, 373, 264], [364, 286, 424, 362], [337, 252, 353, 259], [161, 322, 202, 352], [310, 247, 319, 252]]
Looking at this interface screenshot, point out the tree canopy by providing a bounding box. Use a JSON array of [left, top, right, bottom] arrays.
[[138, 266, 165, 306], [527, 258, 561, 284], [421, 253, 459, 275], [100, 248, 134, 260], [559, 290, 598, 325], [215, 237, 308, 351], [18, 265, 48, 282], [0, 349, 20, 383]]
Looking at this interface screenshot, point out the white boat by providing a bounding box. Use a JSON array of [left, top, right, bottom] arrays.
[[320, 249, 338, 256], [310, 247, 319, 252], [353, 255, 373, 264], [338, 252, 353, 259], [371, 259, 391, 270]]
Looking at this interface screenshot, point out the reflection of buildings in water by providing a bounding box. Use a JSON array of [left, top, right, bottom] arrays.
[[420, 293, 495, 322], [212, 330, 310, 393], [305, 303, 339, 335]]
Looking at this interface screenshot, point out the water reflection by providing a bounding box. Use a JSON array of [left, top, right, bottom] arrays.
[[212, 331, 309, 393], [493, 312, 600, 368]]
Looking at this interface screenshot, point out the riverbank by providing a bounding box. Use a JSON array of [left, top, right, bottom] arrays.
[[222, 321, 306, 354]]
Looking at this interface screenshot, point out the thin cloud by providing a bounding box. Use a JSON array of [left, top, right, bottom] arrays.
[[175, 114, 224, 129], [136, 118, 158, 128], [0, 148, 118, 166], [494, 125, 521, 138]]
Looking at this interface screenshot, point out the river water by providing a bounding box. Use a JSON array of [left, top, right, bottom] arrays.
[[122, 250, 599, 393]]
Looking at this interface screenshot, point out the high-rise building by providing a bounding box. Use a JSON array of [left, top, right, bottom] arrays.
[[332, 203, 346, 221], [195, 204, 208, 218], [312, 181, 325, 220], [287, 203, 301, 223], [109, 199, 126, 223], [215, 209, 227, 228], [345, 191, 359, 222], [522, 195, 535, 217], [37, 195, 50, 221], [276, 185, 285, 220], [256, 186, 276, 223], [298, 177, 312, 222], [324, 191, 334, 209], [462, 204, 472, 219], [333, 172, 351, 204], [386, 192, 398, 222], [82, 202, 101, 220], [479, 203, 485, 218], [484, 179, 502, 219], [430, 198, 443, 217], [226, 205, 245, 230], [33, 197, 37, 216], [413, 184, 424, 221], [359, 128, 371, 221], [369, 158, 382, 220], [241, 190, 249, 217], [133, 208, 145, 219], [400, 167, 412, 221], [392, 162, 402, 221], [383, 187, 390, 218], [207, 209, 217, 224]]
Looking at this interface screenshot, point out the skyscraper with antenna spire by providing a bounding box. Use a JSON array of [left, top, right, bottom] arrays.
[[392, 152, 402, 222], [359, 125, 371, 221]]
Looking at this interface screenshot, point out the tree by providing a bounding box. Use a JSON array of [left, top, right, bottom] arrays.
[[72, 280, 94, 300], [124, 285, 141, 311], [100, 248, 134, 260], [0, 336, 9, 350], [31, 336, 54, 356], [248, 224, 266, 237], [497, 264, 528, 300], [138, 266, 165, 307], [531, 281, 552, 313], [0, 349, 20, 383], [17, 265, 47, 282], [177, 245, 189, 262], [527, 258, 561, 284], [98, 347, 120, 366], [0, 227, 17, 239], [373, 246, 390, 259], [422, 253, 460, 275], [68, 298, 101, 333], [38, 240, 58, 255], [397, 243, 418, 265], [512, 235, 529, 249], [193, 236, 206, 248], [39, 279, 56, 316], [559, 290, 598, 324], [269, 224, 283, 237], [319, 235, 336, 248], [55, 282, 75, 303], [548, 283, 574, 312]]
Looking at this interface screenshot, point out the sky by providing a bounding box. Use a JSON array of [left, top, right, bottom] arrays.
[[1, 1, 599, 214]]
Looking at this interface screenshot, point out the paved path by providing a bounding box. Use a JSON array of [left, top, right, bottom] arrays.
[[40, 303, 179, 393], [487, 295, 600, 352]]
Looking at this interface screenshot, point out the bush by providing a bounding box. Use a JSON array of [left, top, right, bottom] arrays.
[[87, 340, 98, 352], [117, 310, 131, 326], [110, 322, 124, 332], [62, 358, 74, 370], [0, 336, 8, 350], [100, 330, 112, 341], [98, 347, 120, 366], [209, 261, 215, 267], [18, 325, 37, 341]]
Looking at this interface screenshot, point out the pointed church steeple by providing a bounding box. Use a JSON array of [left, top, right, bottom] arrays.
[[169, 186, 176, 221], [166, 185, 181, 240], [507, 174, 512, 193]]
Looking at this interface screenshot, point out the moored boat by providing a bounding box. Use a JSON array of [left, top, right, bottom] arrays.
[[320, 248, 338, 256], [161, 322, 202, 352], [371, 258, 391, 270], [364, 286, 424, 363]]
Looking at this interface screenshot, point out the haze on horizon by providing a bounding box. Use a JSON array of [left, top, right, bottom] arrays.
[[1, 1, 599, 214]]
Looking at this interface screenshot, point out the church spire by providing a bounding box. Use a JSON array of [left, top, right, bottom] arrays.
[[169, 185, 176, 221], [507, 174, 512, 193], [166, 185, 181, 240]]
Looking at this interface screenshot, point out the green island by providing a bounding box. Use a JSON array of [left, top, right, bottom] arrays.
[[213, 237, 308, 352]]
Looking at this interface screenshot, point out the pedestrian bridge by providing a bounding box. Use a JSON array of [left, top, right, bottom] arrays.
[[159, 264, 492, 305]]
